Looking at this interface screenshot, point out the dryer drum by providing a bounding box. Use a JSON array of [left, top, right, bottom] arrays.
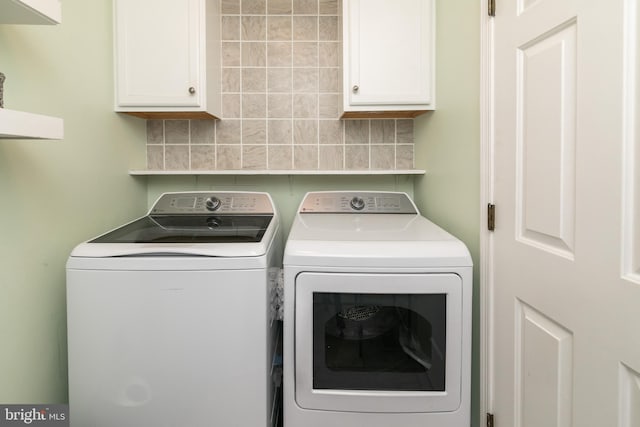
[[327, 306, 399, 340], [338, 305, 380, 321]]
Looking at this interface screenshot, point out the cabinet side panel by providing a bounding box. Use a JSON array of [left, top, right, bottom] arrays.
[[205, 0, 221, 117]]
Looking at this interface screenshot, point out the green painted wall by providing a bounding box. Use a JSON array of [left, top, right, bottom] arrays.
[[0, 0, 146, 402], [413, 1, 481, 425]]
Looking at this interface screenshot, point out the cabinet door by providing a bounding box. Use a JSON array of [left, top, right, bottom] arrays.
[[344, 0, 434, 108], [115, 0, 202, 108]]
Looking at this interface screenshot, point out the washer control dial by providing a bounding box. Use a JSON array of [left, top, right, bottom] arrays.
[[350, 196, 365, 211], [205, 196, 222, 211]]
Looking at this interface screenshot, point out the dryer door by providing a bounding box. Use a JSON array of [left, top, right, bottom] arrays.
[[295, 272, 463, 413]]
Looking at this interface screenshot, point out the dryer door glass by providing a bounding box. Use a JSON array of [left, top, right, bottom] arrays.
[[312, 292, 446, 391]]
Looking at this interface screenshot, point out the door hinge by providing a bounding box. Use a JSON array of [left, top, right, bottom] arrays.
[[489, 0, 496, 16], [488, 204, 496, 231], [487, 413, 495, 427]]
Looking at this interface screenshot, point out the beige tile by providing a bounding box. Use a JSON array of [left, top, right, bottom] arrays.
[[267, 0, 292, 14], [293, 68, 318, 93], [319, 16, 339, 40], [267, 68, 292, 92], [319, 67, 340, 92], [370, 120, 395, 144], [319, 145, 344, 169], [294, 0, 317, 14], [268, 145, 293, 169], [242, 0, 266, 14], [268, 94, 293, 118], [242, 120, 267, 144], [222, 16, 240, 40], [293, 93, 318, 118], [294, 145, 318, 169], [396, 145, 414, 169], [242, 16, 266, 40], [319, 42, 340, 67], [268, 119, 292, 144], [293, 16, 317, 40], [222, 42, 241, 67], [243, 145, 267, 169], [292, 42, 318, 67], [165, 145, 189, 170], [267, 42, 292, 67], [319, 120, 343, 144], [396, 119, 414, 144], [267, 16, 291, 40], [293, 119, 318, 144], [190, 145, 215, 170], [217, 145, 242, 169], [371, 145, 394, 169], [222, 0, 241, 14], [345, 120, 369, 144], [242, 42, 266, 66], [165, 120, 189, 144], [345, 145, 369, 170], [216, 120, 241, 144], [190, 120, 215, 144], [242, 68, 266, 92], [222, 94, 241, 119], [147, 145, 164, 169], [146, 120, 163, 144], [318, 94, 341, 119], [319, 0, 338, 15], [222, 95, 241, 120], [222, 68, 241, 93], [242, 94, 267, 118]]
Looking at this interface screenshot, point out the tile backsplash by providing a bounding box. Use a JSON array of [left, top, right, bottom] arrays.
[[146, 0, 415, 171]]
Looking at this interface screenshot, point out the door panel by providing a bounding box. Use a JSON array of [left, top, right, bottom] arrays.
[[515, 301, 573, 427], [516, 21, 576, 259], [619, 364, 640, 427], [623, 0, 640, 283]]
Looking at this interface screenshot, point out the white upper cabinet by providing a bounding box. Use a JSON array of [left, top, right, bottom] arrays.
[[114, 0, 221, 119], [342, 0, 435, 118], [0, 0, 61, 25]]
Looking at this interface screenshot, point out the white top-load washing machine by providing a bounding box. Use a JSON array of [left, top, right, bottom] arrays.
[[67, 191, 281, 427], [283, 191, 472, 427]]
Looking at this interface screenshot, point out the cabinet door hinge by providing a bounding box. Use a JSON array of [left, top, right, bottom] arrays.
[[488, 204, 496, 231], [489, 0, 496, 17], [487, 413, 495, 427]]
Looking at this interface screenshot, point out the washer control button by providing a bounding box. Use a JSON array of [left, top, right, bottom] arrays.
[[205, 196, 222, 211], [350, 196, 365, 211]]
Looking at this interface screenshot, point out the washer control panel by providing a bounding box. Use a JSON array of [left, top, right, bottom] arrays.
[[299, 192, 417, 214], [150, 192, 274, 215]]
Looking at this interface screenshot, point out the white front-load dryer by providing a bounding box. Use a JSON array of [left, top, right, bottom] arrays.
[[283, 191, 472, 427], [67, 192, 282, 427]]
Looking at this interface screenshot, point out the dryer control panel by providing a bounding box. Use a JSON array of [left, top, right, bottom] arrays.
[[299, 192, 418, 214]]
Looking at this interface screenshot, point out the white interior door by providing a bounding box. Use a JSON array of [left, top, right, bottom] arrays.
[[491, 0, 640, 426]]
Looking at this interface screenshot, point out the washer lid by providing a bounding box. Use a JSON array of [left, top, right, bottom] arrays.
[[90, 215, 272, 244], [70, 191, 278, 258]]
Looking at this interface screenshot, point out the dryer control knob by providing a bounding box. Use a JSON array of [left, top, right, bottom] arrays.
[[205, 196, 222, 211], [350, 196, 365, 211]]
